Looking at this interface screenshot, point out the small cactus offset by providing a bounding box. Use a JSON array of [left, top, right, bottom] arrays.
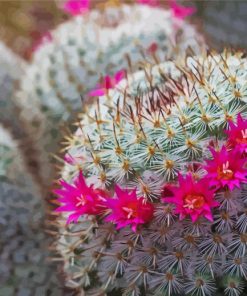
[[17, 3, 203, 186], [0, 125, 62, 295], [53, 50, 247, 296]]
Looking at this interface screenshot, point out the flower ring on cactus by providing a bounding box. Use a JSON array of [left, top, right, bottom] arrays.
[[204, 146, 247, 191], [53, 52, 247, 295], [105, 185, 154, 232], [163, 174, 219, 222], [54, 171, 107, 223]]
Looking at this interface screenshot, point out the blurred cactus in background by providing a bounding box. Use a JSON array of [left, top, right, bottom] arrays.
[[53, 51, 247, 295], [0, 40, 47, 200], [0, 39, 63, 295], [17, 3, 203, 188], [0, 41, 27, 137], [0, 125, 62, 295], [194, 0, 247, 50]]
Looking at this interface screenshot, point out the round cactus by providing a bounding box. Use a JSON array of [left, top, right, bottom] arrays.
[[0, 125, 62, 295], [53, 51, 247, 296], [194, 0, 247, 49], [0, 41, 27, 136], [17, 3, 203, 187]]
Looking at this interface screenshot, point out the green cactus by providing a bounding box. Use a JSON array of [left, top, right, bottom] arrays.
[[53, 50, 247, 296], [16, 3, 203, 188], [0, 125, 62, 295]]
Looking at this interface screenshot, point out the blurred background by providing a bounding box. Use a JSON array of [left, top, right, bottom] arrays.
[[0, 1, 67, 60], [0, 0, 135, 60], [1, 0, 247, 61]]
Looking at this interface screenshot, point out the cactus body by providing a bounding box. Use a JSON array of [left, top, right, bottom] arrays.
[[17, 4, 202, 187], [54, 51, 247, 296]]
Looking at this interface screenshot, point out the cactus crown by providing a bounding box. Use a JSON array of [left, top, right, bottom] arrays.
[[54, 51, 247, 296]]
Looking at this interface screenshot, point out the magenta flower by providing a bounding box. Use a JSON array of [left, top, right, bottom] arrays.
[[64, 153, 84, 165], [105, 186, 154, 232], [63, 0, 89, 16], [204, 146, 247, 191], [136, 0, 160, 6], [64, 153, 76, 165], [54, 171, 106, 224], [163, 174, 219, 222], [225, 114, 247, 153], [88, 70, 126, 97], [169, 0, 196, 20]]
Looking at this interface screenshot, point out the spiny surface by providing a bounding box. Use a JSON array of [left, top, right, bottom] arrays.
[[54, 51, 247, 296], [17, 3, 203, 187]]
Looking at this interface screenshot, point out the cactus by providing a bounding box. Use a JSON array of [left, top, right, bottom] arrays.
[[17, 3, 203, 187], [0, 41, 27, 137], [53, 51, 247, 296], [194, 0, 247, 50], [0, 125, 62, 295]]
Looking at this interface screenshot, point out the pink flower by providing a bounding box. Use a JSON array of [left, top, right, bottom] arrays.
[[136, 0, 160, 7], [88, 70, 126, 97], [163, 174, 219, 222], [204, 146, 247, 191], [105, 186, 154, 232], [169, 0, 196, 20], [64, 153, 76, 165], [54, 171, 106, 224], [225, 114, 247, 153], [63, 0, 89, 16]]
